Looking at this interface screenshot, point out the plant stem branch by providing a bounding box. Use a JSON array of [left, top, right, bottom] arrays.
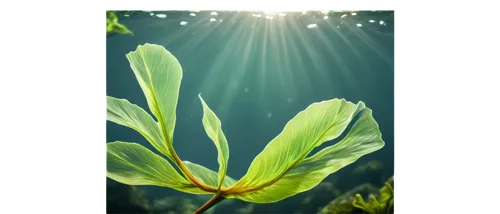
[[194, 193, 225, 214]]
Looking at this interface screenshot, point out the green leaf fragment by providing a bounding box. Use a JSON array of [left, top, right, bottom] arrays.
[[106, 11, 133, 36], [352, 177, 394, 214], [109, 23, 133, 35]]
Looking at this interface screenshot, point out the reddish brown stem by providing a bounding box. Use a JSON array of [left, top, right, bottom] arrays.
[[194, 194, 225, 214]]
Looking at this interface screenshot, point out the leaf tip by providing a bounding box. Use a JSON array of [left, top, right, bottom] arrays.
[[198, 93, 205, 103]]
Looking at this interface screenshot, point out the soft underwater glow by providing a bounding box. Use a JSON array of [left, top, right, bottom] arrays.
[[149, 10, 393, 120], [262, 8, 307, 14], [190, 13, 196, 16], [156, 14, 166, 18], [321, 11, 329, 14]]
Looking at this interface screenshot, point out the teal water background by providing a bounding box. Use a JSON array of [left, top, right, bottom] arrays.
[[107, 10, 394, 213]]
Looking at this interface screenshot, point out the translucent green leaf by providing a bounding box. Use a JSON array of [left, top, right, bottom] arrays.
[[198, 95, 230, 190], [227, 99, 384, 203], [125, 44, 182, 151], [106, 96, 172, 160], [184, 161, 236, 189], [106, 142, 206, 194]]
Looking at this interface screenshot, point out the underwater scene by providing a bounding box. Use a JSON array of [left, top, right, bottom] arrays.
[[106, 10, 394, 214]]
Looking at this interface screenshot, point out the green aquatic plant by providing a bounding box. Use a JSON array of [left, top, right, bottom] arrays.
[[352, 177, 394, 214], [106, 43, 385, 213], [106, 11, 132, 37]]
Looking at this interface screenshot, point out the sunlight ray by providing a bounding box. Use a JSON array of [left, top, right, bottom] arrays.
[[216, 18, 256, 121], [297, 18, 359, 96], [269, 23, 287, 92], [274, 19, 300, 103], [341, 20, 393, 68], [325, 21, 368, 71], [170, 17, 221, 56], [284, 23, 315, 100], [288, 19, 331, 94]]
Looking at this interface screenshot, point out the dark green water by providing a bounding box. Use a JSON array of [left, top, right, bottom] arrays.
[[107, 10, 394, 214]]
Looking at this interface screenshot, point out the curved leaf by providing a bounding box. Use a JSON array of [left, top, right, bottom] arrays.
[[106, 96, 172, 160], [226, 99, 384, 203], [198, 95, 230, 190], [184, 161, 236, 189], [106, 142, 207, 194], [125, 44, 182, 150]]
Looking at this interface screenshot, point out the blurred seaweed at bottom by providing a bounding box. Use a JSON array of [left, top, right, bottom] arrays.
[[106, 160, 393, 214]]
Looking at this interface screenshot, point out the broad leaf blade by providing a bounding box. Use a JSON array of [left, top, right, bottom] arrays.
[[106, 96, 172, 160], [125, 44, 182, 149], [106, 142, 208, 194], [227, 99, 384, 203], [184, 161, 236, 189], [232, 99, 360, 189], [228, 107, 384, 203], [198, 95, 230, 190]]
